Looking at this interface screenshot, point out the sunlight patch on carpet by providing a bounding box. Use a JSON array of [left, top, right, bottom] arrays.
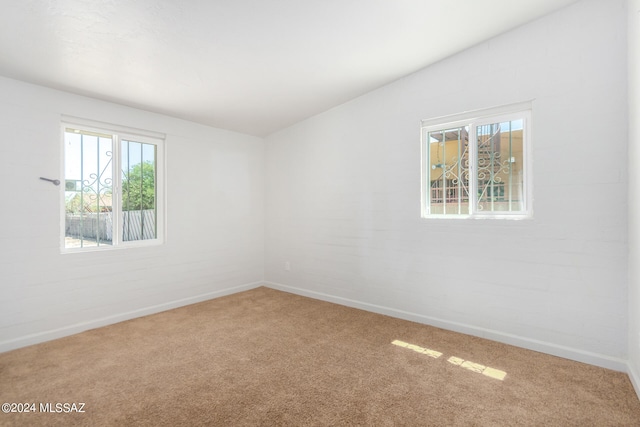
[[448, 356, 507, 380], [392, 340, 507, 381], [392, 340, 442, 358]]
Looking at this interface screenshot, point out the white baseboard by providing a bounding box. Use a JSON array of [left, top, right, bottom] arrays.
[[0, 281, 263, 354], [3, 279, 634, 386], [629, 361, 640, 401], [265, 281, 628, 373]]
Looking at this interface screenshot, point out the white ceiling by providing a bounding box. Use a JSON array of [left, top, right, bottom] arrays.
[[0, 0, 578, 137]]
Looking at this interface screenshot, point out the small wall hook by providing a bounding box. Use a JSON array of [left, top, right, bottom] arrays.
[[39, 177, 61, 186]]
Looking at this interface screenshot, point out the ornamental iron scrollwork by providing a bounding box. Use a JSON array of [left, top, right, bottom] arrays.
[[78, 150, 113, 214]]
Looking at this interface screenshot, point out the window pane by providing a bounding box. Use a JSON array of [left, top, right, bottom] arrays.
[[475, 120, 524, 212], [428, 126, 470, 215], [64, 129, 114, 248], [121, 140, 157, 241]]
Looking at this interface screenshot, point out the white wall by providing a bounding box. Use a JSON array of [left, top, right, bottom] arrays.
[[0, 77, 264, 352], [265, 0, 629, 370], [628, 0, 640, 396]]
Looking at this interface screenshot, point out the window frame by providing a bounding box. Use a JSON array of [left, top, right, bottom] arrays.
[[60, 117, 166, 252], [420, 102, 532, 219]]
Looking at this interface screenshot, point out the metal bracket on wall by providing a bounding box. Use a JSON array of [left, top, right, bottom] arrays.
[[39, 177, 60, 186]]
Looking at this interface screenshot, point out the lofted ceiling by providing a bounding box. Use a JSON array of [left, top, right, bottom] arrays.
[[0, 0, 579, 137]]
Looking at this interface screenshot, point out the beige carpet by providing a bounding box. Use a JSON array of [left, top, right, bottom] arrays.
[[1, 287, 639, 426]]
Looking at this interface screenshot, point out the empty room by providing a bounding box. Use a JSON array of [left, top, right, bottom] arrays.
[[1, 0, 640, 425]]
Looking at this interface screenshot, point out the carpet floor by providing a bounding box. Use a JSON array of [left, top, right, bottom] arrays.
[[1, 287, 639, 426]]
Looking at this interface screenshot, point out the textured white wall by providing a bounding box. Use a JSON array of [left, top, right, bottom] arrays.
[[629, 0, 640, 397], [0, 77, 264, 351], [265, 0, 629, 369]]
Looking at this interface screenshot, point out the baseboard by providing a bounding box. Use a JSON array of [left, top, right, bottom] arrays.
[[0, 281, 263, 353], [629, 361, 640, 401], [265, 281, 628, 373], [4, 280, 632, 379]]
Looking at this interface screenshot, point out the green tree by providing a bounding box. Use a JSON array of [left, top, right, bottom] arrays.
[[122, 161, 156, 211]]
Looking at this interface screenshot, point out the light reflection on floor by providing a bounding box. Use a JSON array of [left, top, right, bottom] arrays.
[[392, 340, 507, 381], [447, 355, 507, 380], [391, 340, 442, 358]]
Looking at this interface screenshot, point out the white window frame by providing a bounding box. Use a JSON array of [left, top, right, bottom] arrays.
[[60, 117, 166, 252], [421, 102, 532, 219]]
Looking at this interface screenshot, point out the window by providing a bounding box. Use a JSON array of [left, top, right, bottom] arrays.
[[62, 119, 165, 250], [421, 103, 531, 218]]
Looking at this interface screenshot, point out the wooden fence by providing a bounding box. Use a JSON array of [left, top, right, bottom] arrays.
[[65, 210, 156, 242]]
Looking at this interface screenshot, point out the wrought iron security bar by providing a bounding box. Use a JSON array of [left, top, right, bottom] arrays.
[[426, 117, 525, 216], [64, 125, 160, 249]]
